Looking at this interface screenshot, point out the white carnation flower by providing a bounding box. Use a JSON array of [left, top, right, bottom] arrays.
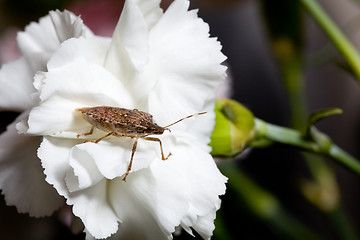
[[0, 0, 227, 239]]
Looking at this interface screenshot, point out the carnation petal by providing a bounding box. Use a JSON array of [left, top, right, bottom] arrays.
[[39, 41, 133, 105], [49, 10, 93, 43], [65, 145, 104, 192], [104, 0, 149, 79], [28, 95, 90, 137], [105, 135, 224, 240], [0, 119, 64, 217], [17, 10, 92, 73], [108, 168, 189, 240], [122, 1, 226, 143], [174, 138, 227, 216], [28, 57, 135, 136], [0, 57, 35, 111], [130, 0, 226, 138], [39, 137, 120, 238], [69, 179, 120, 239], [38, 136, 79, 197], [40, 138, 121, 238], [71, 138, 156, 181], [191, 202, 219, 240], [168, 137, 226, 236], [133, 0, 163, 29], [16, 15, 58, 72], [47, 37, 110, 70]]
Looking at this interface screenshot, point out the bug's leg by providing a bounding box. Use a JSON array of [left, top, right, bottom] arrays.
[[143, 137, 172, 160], [76, 126, 94, 138], [84, 132, 114, 143], [123, 138, 138, 182]]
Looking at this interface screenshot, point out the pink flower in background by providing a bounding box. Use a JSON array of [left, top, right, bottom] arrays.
[[0, 28, 20, 65], [69, 0, 123, 36]]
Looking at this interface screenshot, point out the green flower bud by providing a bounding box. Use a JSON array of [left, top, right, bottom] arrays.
[[210, 99, 255, 157]]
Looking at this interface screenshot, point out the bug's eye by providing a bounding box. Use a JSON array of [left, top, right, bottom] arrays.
[[137, 128, 145, 133]]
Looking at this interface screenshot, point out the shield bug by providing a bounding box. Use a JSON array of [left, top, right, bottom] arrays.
[[76, 106, 206, 181]]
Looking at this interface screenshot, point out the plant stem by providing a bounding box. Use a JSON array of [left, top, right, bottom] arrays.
[[328, 207, 360, 240], [262, 1, 359, 238], [220, 163, 322, 240], [281, 58, 307, 129], [330, 145, 360, 176], [254, 119, 360, 176], [300, 0, 360, 81]]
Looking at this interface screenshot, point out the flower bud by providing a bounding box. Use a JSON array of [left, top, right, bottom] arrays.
[[210, 99, 255, 157]]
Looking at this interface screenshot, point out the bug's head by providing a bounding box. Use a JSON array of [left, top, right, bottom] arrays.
[[137, 122, 166, 135]]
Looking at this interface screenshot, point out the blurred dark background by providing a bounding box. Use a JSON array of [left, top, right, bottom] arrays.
[[0, 0, 359, 239]]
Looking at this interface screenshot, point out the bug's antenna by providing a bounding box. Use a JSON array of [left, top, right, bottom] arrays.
[[164, 112, 207, 129]]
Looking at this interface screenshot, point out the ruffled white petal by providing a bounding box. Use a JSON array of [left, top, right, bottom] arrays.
[[38, 136, 78, 197], [66, 145, 104, 192], [68, 179, 120, 239], [191, 201, 219, 240], [28, 50, 135, 136], [40, 138, 120, 238], [106, 136, 225, 239], [133, 0, 163, 29], [174, 138, 226, 217], [28, 95, 87, 136], [40, 46, 131, 105], [39, 38, 134, 107], [0, 10, 95, 112], [108, 168, 188, 240], [70, 138, 157, 182], [0, 117, 64, 216], [104, 0, 150, 79], [162, 135, 226, 237], [0, 57, 35, 111], [67, 179, 119, 238], [17, 10, 92, 73], [16, 15, 58, 72], [132, 0, 226, 130], [49, 10, 93, 43], [47, 37, 110, 70]]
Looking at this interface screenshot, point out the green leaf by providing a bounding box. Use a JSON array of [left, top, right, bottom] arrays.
[[306, 108, 343, 138], [308, 108, 343, 126]]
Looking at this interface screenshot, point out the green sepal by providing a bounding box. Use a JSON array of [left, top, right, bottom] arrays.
[[307, 108, 342, 128], [210, 99, 255, 157], [305, 108, 342, 141]]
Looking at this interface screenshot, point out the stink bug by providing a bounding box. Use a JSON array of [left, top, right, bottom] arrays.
[[76, 106, 206, 181]]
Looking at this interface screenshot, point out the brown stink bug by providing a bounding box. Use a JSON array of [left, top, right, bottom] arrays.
[[76, 106, 206, 181]]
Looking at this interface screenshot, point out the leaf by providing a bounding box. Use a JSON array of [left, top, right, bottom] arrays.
[[305, 108, 343, 138], [308, 108, 342, 126]]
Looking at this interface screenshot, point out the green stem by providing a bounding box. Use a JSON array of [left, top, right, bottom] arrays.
[[328, 207, 360, 240], [281, 58, 307, 129], [220, 163, 322, 240], [330, 145, 360, 176], [254, 119, 360, 176], [300, 0, 360, 81]]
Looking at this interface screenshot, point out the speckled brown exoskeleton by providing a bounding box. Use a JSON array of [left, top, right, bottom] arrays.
[[76, 106, 206, 181]]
